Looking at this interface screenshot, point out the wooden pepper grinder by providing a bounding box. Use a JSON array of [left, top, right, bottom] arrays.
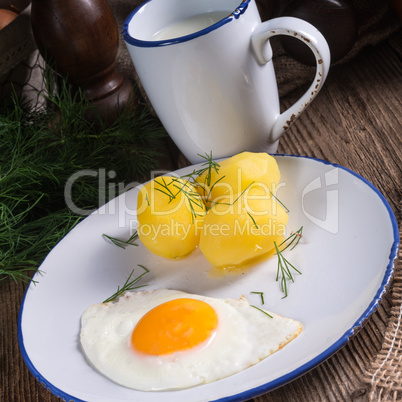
[[31, 0, 134, 123]]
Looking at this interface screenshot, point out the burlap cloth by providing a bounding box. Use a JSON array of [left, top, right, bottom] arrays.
[[365, 226, 402, 402]]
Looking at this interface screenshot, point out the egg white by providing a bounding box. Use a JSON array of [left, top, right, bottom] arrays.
[[80, 289, 302, 391]]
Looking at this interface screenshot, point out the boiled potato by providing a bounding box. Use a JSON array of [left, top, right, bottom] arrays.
[[199, 186, 288, 268], [196, 152, 280, 206], [137, 176, 205, 258]]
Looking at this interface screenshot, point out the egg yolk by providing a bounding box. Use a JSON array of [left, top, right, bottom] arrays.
[[131, 298, 218, 355]]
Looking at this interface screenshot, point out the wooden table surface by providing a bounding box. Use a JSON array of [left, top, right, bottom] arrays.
[[1, 28, 401, 402]]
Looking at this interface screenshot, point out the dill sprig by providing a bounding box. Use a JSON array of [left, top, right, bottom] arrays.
[[269, 190, 290, 213], [154, 177, 176, 201], [247, 212, 259, 229], [180, 152, 219, 184], [0, 267, 40, 285], [103, 265, 149, 303], [278, 226, 304, 252], [198, 152, 221, 188], [181, 152, 221, 202], [211, 181, 255, 209], [102, 231, 139, 249], [274, 229, 303, 298], [171, 178, 205, 222], [250, 304, 273, 318], [250, 291, 265, 304], [202, 175, 225, 206], [182, 152, 221, 187], [152, 176, 205, 222]]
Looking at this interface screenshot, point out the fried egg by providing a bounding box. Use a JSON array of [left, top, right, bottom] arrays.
[[80, 289, 302, 391]]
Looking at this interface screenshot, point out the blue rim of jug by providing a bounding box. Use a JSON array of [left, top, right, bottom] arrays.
[[122, 0, 251, 47]]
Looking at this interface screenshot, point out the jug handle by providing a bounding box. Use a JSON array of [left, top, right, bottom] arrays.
[[251, 16, 331, 144]]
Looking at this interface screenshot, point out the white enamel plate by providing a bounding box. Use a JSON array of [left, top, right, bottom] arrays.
[[18, 155, 399, 402]]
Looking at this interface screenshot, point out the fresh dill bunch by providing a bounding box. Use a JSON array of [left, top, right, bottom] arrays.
[[0, 73, 167, 284], [1, 210, 82, 283]]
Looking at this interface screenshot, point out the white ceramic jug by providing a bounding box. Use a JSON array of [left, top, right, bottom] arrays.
[[123, 0, 330, 164]]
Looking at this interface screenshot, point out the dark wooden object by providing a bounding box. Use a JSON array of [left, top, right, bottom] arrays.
[[256, 0, 278, 21], [281, 0, 358, 65], [31, 0, 133, 123]]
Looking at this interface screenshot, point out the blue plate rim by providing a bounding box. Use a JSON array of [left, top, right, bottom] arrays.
[[18, 153, 399, 402]]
